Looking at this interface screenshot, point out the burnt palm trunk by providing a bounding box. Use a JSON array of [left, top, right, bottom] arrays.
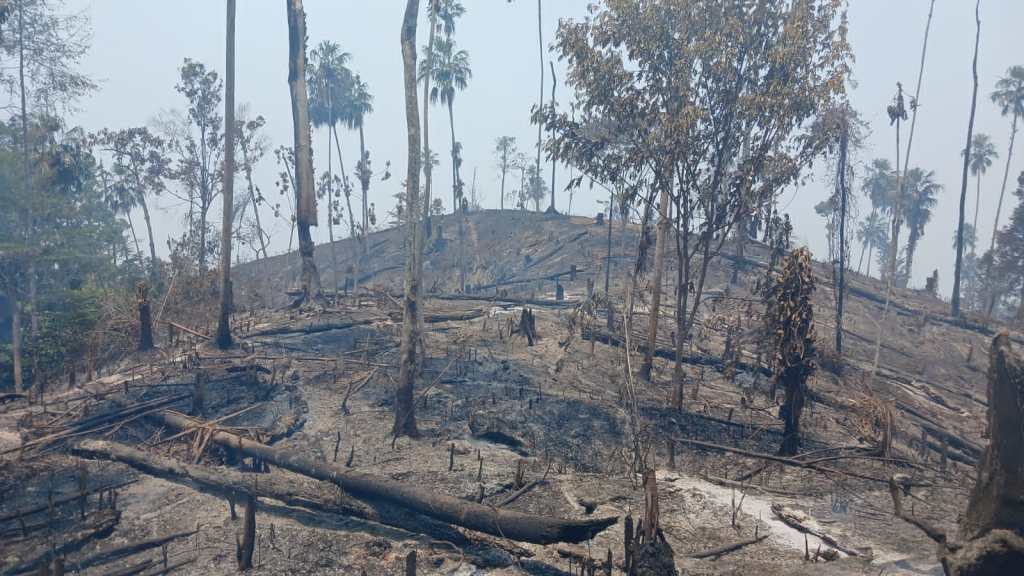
[[286, 0, 321, 304], [216, 0, 237, 348], [394, 0, 423, 439], [359, 123, 370, 257], [953, 4, 981, 317]]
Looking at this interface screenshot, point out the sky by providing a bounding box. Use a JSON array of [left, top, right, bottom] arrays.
[[43, 0, 1024, 294]]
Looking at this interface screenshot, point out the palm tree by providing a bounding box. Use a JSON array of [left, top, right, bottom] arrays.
[[431, 0, 464, 37], [856, 211, 888, 278], [966, 133, 998, 253], [862, 158, 896, 215], [419, 35, 471, 215], [952, 223, 977, 254], [902, 168, 941, 284], [346, 74, 374, 253], [988, 66, 1024, 255]]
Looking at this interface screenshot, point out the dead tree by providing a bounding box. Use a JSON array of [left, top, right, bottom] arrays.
[[762, 248, 816, 456], [393, 0, 424, 439], [286, 0, 322, 305], [625, 471, 678, 576], [890, 332, 1024, 575], [137, 282, 154, 352], [216, 0, 237, 349]]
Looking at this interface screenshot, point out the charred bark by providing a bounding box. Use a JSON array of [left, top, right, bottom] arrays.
[[286, 0, 322, 305]]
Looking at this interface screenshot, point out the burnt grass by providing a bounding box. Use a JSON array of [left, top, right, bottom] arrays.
[[0, 211, 1009, 575]]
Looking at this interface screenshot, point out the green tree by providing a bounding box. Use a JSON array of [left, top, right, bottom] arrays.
[[988, 66, 1024, 256], [419, 36, 471, 215], [95, 128, 171, 279], [545, 0, 850, 386], [967, 133, 998, 252], [991, 173, 1024, 319], [857, 211, 889, 278], [901, 168, 941, 284], [165, 59, 225, 274], [494, 136, 517, 210]]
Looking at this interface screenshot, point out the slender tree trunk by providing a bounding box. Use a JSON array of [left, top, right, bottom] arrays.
[[548, 61, 556, 213], [953, 1, 981, 318], [216, 0, 237, 348], [448, 99, 465, 291], [241, 144, 268, 259], [836, 118, 849, 355], [857, 241, 867, 275], [536, 0, 544, 208], [286, 0, 321, 304], [325, 81, 339, 294], [499, 164, 506, 211], [972, 174, 982, 255], [332, 126, 357, 295], [673, 183, 691, 409], [605, 188, 614, 329], [640, 173, 672, 380], [866, 243, 873, 278], [991, 115, 1019, 255], [394, 0, 423, 439], [984, 115, 1018, 315], [136, 195, 159, 279], [125, 210, 142, 265], [359, 123, 370, 256], [414, 0, 437, 365], [891, 0, 936, 289], [9, 282, 23, 394], [332, 127, 357, 241]]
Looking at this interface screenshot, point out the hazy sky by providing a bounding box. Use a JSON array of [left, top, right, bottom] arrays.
[[54, 1, 1024, 293]]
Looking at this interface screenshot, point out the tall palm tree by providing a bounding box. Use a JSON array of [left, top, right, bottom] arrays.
[[862, 158, 896, 215], [345, 74, 374, 253], [856, 211, 888, 278], [902, 168, 941, 284], [966, 133, 998, 253], [419, 36, 471, 215], [308, 40, 355, 242], [989, 66, 1024, 255]]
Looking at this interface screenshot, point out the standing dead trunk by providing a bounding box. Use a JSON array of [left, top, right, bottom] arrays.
[[137, 283, 154, 352], [778, 366, 807, 456], [394, 0, 423, 439], [547, 61, 556, 214], [963, 332, 1024, 540], [8, 282, 23, 393], [235, 494, 256, 571], [138, 196, 159, 279], [536, 0, 545, 212], [286, 0, 321, 304], [952, 8, 980, 318], [325, 81, 339, 294], [836, 116, 849, 354], [216, 0, 237, 349], [673, 182, 691, 409], [640, 175, 672, 381]]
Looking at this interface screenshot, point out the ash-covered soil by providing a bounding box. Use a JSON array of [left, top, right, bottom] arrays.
[[2, 210, 1008, 575]]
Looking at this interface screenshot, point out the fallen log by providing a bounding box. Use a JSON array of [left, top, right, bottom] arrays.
[[161, 321, 209, 341], [431, 293, 578, 309], [687, 534, 768, 559], [67, 527, 196, 573], [72, 440, 531, 565], [582, 326, 771, 377], [248, 317, 380, 337], [1, 509, 120, 576], [0, 478, 136, 524], [131, 414, 616, 545], [770, 504, 860, 557]]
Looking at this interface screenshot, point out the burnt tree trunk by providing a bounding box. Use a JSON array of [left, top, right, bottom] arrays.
[[778, 366, 807, 456], [286, 0, 322, 304], [216, 0, 237, 349], [236, 494, 256, 571], [137, 283, 154, 352], [394, 0, 424, 439]]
